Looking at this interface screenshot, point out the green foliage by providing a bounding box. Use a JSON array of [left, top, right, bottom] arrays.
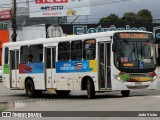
[[122, 12, 137, 24], [99, 9, 153, 25], [137, 9, 152, 24], [99, 14, 118, 24]]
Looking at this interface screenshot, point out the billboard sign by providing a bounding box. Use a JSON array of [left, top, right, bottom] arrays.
[[0, 10, 12, 20], [29, 0, 90, 17]]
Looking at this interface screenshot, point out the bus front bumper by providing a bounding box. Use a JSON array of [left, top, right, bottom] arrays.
[[124, 82, 151, 89]]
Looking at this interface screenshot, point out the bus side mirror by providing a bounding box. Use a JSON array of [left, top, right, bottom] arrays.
[[112, 42, 117, 52]]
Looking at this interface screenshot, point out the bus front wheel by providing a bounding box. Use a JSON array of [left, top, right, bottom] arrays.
[[121, 90, 130, 97], [86, 79, 95, 99]]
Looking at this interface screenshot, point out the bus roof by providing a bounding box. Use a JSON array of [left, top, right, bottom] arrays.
[[3, 30, 153, 47]]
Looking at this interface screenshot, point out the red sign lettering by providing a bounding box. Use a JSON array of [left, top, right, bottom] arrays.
[[0, 10, 12, 20], [35, 0, 68, 4]]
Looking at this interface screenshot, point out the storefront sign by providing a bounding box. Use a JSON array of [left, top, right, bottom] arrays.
[[73, 25, 146, 35]]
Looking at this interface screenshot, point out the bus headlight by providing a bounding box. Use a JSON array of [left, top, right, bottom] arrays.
[[117, 76, 121, 81], [153, 75, 157, 80]]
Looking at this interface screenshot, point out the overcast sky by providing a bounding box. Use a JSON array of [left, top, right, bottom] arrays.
[[94, 0, 159, 18], [0, 0, 160, 23], [75, 0, 160, 23]]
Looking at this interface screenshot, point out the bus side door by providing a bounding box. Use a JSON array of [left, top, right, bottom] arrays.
[[45, 47, 56, 88], [98, 42, 111, 89], [10, 50, 19, 88]]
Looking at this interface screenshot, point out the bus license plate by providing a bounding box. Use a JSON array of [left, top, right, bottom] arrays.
[[135, 82, 142, 86]]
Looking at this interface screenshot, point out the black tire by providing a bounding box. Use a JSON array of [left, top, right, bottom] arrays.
[[121, 90, 130, 97], [56, 90, 71, 96], [86, 79, 95, 99], [25, 80, 36, 97]]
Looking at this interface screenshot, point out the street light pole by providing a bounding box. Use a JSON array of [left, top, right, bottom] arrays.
[[12, 0, 17, 42]]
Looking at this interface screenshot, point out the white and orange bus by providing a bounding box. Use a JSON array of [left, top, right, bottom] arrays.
[[2, 30, 157, 98]]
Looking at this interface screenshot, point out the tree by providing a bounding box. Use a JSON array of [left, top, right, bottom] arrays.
[[99, 9, 153, 25], [99, 14, 119, 24], [136, 9, 152, 24], [122, 12, 137, 24]]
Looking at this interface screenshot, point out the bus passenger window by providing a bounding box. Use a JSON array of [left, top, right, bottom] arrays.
[[58, 52, 70, 61], [85, 50, 94, 60], [20, 46, 28, 63], [157, 48, 160, 66], [29, 44, 43, 63], [71, 41, 82, 60], [58, 42, 70, 61], [83, 39, 96, 60], [4, 47, 9, 64], [28, 54, 33, 63], [39, 53, 43, 62]]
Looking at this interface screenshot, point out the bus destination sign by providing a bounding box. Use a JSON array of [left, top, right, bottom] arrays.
[[119, 33, 149, 39]]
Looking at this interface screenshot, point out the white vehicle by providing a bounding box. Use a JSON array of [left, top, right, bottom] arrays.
[[2, 30, 157, 98]]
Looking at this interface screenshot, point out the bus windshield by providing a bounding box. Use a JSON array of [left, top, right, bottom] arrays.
[[113, 33, 156, 73]]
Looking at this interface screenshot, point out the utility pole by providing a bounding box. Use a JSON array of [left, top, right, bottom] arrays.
[[12, 0, 17, 42]]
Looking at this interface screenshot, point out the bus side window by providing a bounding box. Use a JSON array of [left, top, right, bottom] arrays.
[[85, 50, 94, 60], [28, 54, 33, 63], [58, 42, 70, 61], [83, 39, 96, 60], [71, 40, 82, 60], [39, 53, 43, 62], [20, 46, 28, 64], [157, 48, 160, 66], [4, 47, 9, 64], [29, 44, 43, 63]]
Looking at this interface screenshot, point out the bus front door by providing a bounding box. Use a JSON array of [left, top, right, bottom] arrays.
[[98, 42, 111, 89], [10, 50, 19, 88], [45, 47, 56, 89]]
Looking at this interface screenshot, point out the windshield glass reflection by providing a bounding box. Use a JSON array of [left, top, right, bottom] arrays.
[[114, 41, 156, 71]]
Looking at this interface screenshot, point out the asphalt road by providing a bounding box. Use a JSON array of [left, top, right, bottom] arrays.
[[0, 81, 160, 103], [0, 81, 160, 120]]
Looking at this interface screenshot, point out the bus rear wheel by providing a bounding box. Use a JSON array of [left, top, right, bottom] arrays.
[[25, 80, 42, 97], [121, 90, 130, 97], [25, 80, 36, 97], [86, 79, 95, 99]]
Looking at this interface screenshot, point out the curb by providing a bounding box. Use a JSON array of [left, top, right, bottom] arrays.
[[0, 102, 15, 111]]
